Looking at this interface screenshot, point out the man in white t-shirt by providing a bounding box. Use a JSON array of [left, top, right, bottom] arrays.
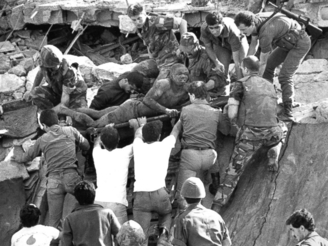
[[129, 118, 181, 246], [11, 204, 60, 246], [93, 123, 134, 225]]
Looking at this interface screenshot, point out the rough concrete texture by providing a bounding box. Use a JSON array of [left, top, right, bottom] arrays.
[[273, 59, 328, 105], [222, 123, 328, 246], [0, 160, 29, 182], [9, 64, 26, 76], [0, 56, 11, 74], [0, 105, 38, 138], [0, 178, 26, 246], [0, 74, 25, 93], [0, 41, 16, 53], [92, 62, 137, 83]]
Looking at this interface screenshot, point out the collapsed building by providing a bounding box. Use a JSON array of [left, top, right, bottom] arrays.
[[1, 0, 328, 245]]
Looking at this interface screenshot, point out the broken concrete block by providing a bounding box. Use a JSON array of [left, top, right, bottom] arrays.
[[25, 35, 47, 50], [23, 49, 39, 59], [9, 4, 25, 30], [25, 66, 39, 91], [310, 38, 328, 59], [92, 62, 138, 83], [0, 56, 11, 74], [0, 159, 29, 182], [13, 92, 24, 100], [100, 29, 117, 43], [0, 143, 12, 162], [0, 74, 25, 92], [19, 57, 34, 72], [15, 30, 32, 39], [0, 41, 15, 53], [315, 101, 328, 123], [297, 59, 328, 74], [9, 64, 26, 76]]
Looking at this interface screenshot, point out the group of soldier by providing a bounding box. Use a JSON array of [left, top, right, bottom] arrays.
[[10, 1, 328, 246]]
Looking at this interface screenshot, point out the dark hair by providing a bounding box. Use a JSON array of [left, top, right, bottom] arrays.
[[20, 204, 41, 227], [185, 198, 201, 204], [242, 56, 260, 72], [100, 126, 120, 150], [142, 120, 163, 143], [188, 81, 208, 100], [286, 208, 315, 232], [127, 72, 144, 89], [39, 109, 58, 127], [234, 11, 255, 27], [74, 181, 96, 205], [127, 3, 144, 17], [205, 12, 223, 26]]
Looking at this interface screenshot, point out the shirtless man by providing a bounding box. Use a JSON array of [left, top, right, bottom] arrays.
[[89, 63, 190, 128]]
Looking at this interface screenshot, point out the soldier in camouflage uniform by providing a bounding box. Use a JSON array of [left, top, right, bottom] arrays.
[[127, 3, 187, 81], [179, 32, 228, 96], [212, 56, 288, 213], [117, 220, 146, 246], [24, 45, 93, 127]]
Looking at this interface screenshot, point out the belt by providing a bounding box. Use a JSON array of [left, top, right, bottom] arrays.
[[183, 146, 212, 151]]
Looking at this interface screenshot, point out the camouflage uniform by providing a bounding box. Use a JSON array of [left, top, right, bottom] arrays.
[[137, 15, 182, 81], [213, 74, 287, 207], [117, 220, 146, 246], [31, 46, 87, 110]]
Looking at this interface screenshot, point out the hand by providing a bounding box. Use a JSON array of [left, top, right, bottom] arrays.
[[212, 62, 225, 74], [23, 91, 33, 102], [63, 85, 75, 95], [137, 117, 147, 127], [105, 123, 115, 128], [165, 108, 179, 118], [73, 112, 94, 127], [129, 119, 139, 129], [176, 49, 184, 59]]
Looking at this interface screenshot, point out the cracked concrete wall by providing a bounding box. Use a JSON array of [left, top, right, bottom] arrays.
[[221, 123, 328, 246]]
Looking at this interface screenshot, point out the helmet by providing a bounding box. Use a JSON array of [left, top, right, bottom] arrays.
[[117, 220, 146, 246], [181, 177, 206, 199], [39, 45, 63, 68]]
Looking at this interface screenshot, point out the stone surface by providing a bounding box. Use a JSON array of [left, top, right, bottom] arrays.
[[222, 123, 328, 246], [0, 177, 26, 246], [0, 41, 15, 53], [0, 159, 29, 182], [25, 66, 39, 91], [9, 4, 25, 30], [9, 64, 26, 76], [92, 62, 138, 83], [0, 105, 38, 138], [310, 38, 328, 59], [0, 74, 25, 93], [19, 57, 34, 72], [0, 56, 11, 74]]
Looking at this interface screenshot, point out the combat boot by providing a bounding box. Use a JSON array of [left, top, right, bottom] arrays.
[[267, 142, 282, 172], [209, 172, 220, 196], [278, 102, 295, 122]]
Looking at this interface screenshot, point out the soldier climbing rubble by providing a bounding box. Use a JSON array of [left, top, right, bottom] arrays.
[[23, 45, 94, 127], [212, 56, 288, 214]]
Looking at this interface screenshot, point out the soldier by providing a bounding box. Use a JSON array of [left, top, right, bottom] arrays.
[[126, 3, 187, 81], [212, 56, 287, 213], [89, 64, 190, 128], [234, 11, 311, 121], [172, 177, 232, 246], [24, 45, 93, 127], [200, 12, 249, 85], [286, 208, 328, 246], [179, 32, 228, 96]]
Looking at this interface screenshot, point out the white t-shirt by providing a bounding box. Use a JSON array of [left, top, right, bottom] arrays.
[[93, 144, 133, 206], [133, 135, 176, 192], [11, 225, 59, 246]]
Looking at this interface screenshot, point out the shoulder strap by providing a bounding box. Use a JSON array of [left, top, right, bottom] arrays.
[[256, 10, 280, 33]]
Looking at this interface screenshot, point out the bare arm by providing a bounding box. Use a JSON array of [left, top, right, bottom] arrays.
[[71, 127, 90, 151], [259, 51, 270, 76], [248, 36, 259, 56], [142, 80, 169, 114], [170, 120, 182, 139], [32, 68, 44, 89], [232, 50, 243, 79], [204, 42, 221, 69]]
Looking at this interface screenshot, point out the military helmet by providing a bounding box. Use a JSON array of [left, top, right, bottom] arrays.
[[117, 220, 145, 246], [39, 45, 63, 68], [181, 177, 206, 199]]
